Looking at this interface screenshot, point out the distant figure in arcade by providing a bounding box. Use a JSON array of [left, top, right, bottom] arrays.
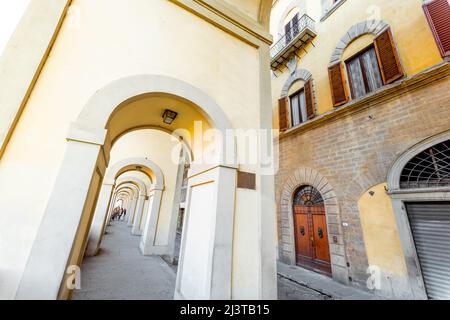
[[122, 208, 127, 221], [111, 207, 120, 221]]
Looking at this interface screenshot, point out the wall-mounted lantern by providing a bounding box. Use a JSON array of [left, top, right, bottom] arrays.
[[162, 109, 178, 125]]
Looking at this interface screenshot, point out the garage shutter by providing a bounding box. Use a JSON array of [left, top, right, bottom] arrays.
[[406, 202, 450, 300]]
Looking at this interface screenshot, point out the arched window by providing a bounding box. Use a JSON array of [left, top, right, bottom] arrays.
[[278, 69, 315, 131], [400, 139, 450, 189], [293, 185, 324, 206], [328, 22, 404, 107]]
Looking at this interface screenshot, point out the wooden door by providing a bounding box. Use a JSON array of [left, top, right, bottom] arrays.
[[293, 186, 332, 276]]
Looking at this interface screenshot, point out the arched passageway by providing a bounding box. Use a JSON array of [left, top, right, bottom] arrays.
[[73, 166, 179, 300], [16, 75, 240, 300]]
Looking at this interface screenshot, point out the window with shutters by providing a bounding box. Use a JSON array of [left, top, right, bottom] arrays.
[[345, 45, 383, 99], [285, 13, 300, 45], [282, 78, 316, 129], [423, 0, 450, 58], [329, 27, 404, 107], [290, 89, 307, 127]]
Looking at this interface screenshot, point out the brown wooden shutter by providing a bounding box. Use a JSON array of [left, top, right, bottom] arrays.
[[374, 28, 404, 84], [278, 97, 288, 131], [328, 63, 348, 107], [423, 0, 450, 58], [304, 79, 315, 119]]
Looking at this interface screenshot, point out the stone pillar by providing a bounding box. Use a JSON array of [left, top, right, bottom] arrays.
[[84, 180, 115, 256], [105, 192, 118, 227], [139, 189, 163, 255], [127, 194, 138, 227], [131, 193, 146, 236], [257, 43, 278, 299], [174, 165, 236, 300], [15, 125, 107, 299]]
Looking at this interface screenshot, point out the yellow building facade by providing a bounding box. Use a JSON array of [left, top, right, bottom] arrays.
[[0, 0, 277, 300], [271, 0, 450, 299]]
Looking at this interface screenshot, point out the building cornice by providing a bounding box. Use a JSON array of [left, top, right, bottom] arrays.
[[279, 62, 450, 140], [169, 0, 273, 47]]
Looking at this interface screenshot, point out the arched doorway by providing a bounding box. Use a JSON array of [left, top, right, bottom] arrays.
[[292, 185, 331, 277], [388, 133, 450, 300]]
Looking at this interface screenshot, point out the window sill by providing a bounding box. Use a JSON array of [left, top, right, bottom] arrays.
[[320, 0, 347, 22], [279, 61, 450, 140], [287, 122, 308, 131]]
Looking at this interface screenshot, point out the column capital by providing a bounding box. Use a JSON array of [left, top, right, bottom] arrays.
[[102, 178, 115, 186], [66, 122, 107, 146]]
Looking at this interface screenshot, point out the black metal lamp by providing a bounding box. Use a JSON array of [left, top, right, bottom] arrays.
[[162, 109, 178, 125]]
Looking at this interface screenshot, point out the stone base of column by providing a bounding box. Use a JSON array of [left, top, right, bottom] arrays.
[[84, 247, 100, 257], [174, 290, 186, 300], [139, 241, 170, 256]]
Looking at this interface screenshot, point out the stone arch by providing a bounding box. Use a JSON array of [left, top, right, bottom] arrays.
[[113, 178, 151, 234], [279, 167, 349, 284], [112, 126, 194, 165], [280, 68, 313, 98], [115, 176, 149, 196], [387, 130, 450, 191], [329, 20, 389, 65], [86, 158, 166, 256], [259, 0, 273, 30], [71, 74, 237, 167], [106, 157, 165, 191]]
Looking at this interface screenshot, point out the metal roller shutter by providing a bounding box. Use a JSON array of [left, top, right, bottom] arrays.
[[406, 202, 450, 300]]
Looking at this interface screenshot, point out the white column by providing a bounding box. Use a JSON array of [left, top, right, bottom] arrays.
[[122, 196, 130, 221], [84, 181, 115, 256], [131, 193, 146, 235], [174, 165, 236, 300], [127, 194, 138, 227], [15, 126, 106, 299], [257, 43, 278, 299], [105, 193, 118, 227], [139, 189, 163, 255]]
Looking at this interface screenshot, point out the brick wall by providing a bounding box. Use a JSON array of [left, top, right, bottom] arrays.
[[275, 71, 450, 289]]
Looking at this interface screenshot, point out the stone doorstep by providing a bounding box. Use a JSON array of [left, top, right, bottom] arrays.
[[277, 262, 379, 300]]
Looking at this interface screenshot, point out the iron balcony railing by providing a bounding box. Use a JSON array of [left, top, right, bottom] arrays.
[[270, 14, 317, 69]]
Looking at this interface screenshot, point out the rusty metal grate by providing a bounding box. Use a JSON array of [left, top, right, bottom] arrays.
[[293, 185, 324, 206], [400, 140, 450, 189]]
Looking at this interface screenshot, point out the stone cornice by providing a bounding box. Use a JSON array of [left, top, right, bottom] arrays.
[[279, 62, 450, 140], [169, 0, 273, 47]]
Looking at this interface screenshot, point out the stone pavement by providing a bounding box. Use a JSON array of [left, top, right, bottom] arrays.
[[71, 220, 377, 300], [278, 275, 332, 300], [277, 262, 380, 300], [72, 220, 176, 300]]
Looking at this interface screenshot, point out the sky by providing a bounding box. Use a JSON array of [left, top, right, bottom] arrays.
[[0, 0, 30, 55]]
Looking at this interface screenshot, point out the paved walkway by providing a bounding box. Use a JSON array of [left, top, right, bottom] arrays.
[[72, 221, 176, 300], [71, 220, 377, 300], [277, 262, 379, 300]]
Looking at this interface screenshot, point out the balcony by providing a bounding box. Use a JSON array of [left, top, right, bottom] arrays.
[[270, 14, 317, 71]]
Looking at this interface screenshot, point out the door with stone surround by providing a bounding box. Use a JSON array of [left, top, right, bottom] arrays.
[[293, 186, 332, 277]]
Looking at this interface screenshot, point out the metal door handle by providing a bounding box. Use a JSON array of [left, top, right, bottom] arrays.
[[318, 227, 324, 239]]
